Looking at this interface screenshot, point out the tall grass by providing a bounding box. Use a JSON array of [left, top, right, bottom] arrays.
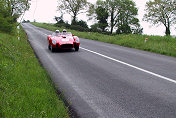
[[0, 26, 69, 117], [31, 22, 176, 57]]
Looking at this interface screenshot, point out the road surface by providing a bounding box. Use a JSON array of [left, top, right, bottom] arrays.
[[22, 23, 176, 118]]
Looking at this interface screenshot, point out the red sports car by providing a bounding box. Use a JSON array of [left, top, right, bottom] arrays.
[[47, 31, 80, 52]]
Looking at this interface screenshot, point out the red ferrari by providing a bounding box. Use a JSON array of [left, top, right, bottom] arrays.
[[47, 30, 80, 52]]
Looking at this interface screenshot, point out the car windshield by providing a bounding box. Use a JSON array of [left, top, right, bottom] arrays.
[[52, 32, 61, 36], [52, 32, 72, 36], [61, 32, 72, 36]]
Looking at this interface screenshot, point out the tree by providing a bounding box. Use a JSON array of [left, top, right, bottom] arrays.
[[5, 0, 30, 18], [88, 0, 142, 34], [143, 0, 176, 36], [87, 0, 111, 32], [95, 6, 108, 32], [105, 0, 142, 34], [0, 0, 30, 32], [57, 0, 88, 24], [106, 0, 121, 34], [116, 0, 142, 34], [55, 15, 64, 24], [0, 0, 30, 22], [0, 14, 13, 32], [90, 23, 99, 32], [130, 18, 143, 34], [76, 20, 88, 28]]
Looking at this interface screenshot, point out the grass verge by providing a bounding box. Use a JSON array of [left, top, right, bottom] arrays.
[[0, 26, 69, 117], [31, 22, 176, 57]]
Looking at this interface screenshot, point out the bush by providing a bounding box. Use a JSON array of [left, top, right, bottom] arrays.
[[90, 23, 101, 32], [22, 20, 30, 23], [55, 22, 71, 29], [0, 16, 13, 33], [72, 20, 88, 29], [69, 25, 89, 32]]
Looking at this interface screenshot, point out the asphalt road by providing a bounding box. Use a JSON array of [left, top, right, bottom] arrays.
[[22, 23, 176, 118]]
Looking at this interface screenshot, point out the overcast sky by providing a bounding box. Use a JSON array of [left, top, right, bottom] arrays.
[[23, 0, 176, 36]]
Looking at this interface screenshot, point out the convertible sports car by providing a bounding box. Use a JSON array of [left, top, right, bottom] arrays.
[[47, 31, 80, 52]]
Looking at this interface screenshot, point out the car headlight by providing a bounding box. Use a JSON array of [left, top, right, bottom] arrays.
[[75, 38, 79, 43], [52, 40, 56, 45]]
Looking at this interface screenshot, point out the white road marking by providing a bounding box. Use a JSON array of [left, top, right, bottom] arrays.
[[80, 47, 176, 84]]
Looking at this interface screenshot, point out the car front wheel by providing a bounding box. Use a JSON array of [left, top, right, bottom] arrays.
[[48, 44, 51, 50], [51, 46, 55, 52], [75, 46, 79, 51]]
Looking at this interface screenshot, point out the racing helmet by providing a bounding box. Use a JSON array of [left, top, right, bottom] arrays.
[[63, 29, 67, 33], [55, 30, 60, 33]]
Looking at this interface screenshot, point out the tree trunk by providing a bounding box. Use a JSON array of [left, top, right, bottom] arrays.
[[165, 19, 171, 36], [110, 10, 114, 34], [110, 25, 113, 34], [72, 15, 77, 25], [102, 27, 105, 32], [165, 27, 170, 36]]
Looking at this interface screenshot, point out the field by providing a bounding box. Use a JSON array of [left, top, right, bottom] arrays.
[[32, 22, 176, 57], [0, 26, 69, 118]]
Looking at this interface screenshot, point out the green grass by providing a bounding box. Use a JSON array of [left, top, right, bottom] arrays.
[[0, 26, 69, 117], [31, 22, 176, 57]]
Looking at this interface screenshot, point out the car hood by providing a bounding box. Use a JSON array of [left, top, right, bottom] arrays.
[[52, 36, 74, 44]]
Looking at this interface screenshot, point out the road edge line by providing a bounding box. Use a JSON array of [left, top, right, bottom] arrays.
[[80, 47, 176, 84]]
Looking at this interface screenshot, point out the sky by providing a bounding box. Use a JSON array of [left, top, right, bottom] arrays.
[[22, 0, 176, 36]]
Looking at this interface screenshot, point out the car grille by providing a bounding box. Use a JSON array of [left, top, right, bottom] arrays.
[[61, 44, 73, 49]]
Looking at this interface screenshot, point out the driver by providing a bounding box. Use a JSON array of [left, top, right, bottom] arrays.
[[62, 29, 67, 35], [55, 30, 60, 36]]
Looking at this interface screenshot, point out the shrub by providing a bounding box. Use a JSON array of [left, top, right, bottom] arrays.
[[90, 23, 101, 32], [55, 22, 71, 29], [0, 16, 13, 33], [69, 25, 89, 32], [72, 20, 88, 29]]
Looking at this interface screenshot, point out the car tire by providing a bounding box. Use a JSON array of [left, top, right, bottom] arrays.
[[75, 46, 79, 51], [48, 44, 51, 50], [51, 46, 55, 52]]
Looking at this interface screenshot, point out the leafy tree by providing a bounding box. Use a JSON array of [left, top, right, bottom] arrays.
[[90, 23, 99, 32], [55, 15, 64, 24], [87, 0, 109, 32], [58, 0, 88, 24], [116, 24, 131, 34], [94, 0, 141, 34], [95, 6, 108, 32], [69, 20, 89, 31], [143, 0, 176, 36], [116, 0, 142, 34], [106, 0, 121, 34], [0, 14, 13, 32], [130, 18, 143, 34], [76, 20, 88, 28], [0, 0, 30, 21], [0, 0, 30, 32], [131, 25, 143, 34], [3, 0, 30, 19], [22, 20, 30, 23], [88, 0, 121, 34]]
